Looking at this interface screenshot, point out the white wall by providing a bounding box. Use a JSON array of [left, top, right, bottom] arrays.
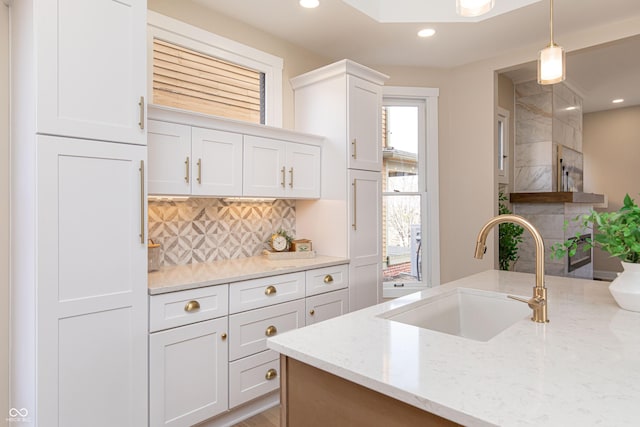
[[584, 106, 640, 275], [1, 1, 10, 423]]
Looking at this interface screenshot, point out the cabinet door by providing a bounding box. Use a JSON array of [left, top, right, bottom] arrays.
[[348, 170, 382, 311], [149, 317, 228, 427], [37, 137, 147, 427], [286, 142, 321, 198], [243, 135, 286, 197], [347, 75, 382, 171], [148, 120, 191, 195], [36, 0, 146, 144], [306, 289, 349, 325], [192, 127, 243, 196]]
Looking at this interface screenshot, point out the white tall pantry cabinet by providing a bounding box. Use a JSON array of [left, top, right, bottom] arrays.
[[293, 60, 388, 311], [10, 1, 148, 426]]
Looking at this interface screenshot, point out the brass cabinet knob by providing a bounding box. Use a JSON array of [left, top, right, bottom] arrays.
[[265, 325, 278, 337], [265, 369, 278, 381], [323, 274, 334, 284], [221, 333, 227, 341], [309, 309, 315, 316], [265, 285, 277, 296], [184, 300, 201, 312]]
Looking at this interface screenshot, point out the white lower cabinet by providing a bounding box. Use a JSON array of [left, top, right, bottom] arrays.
[[229, 299, 305, 361], [149, 317, 229, 427], [306, 289, 349, 325], [148, 264, 348, 426], [229, 350, 281, 408]]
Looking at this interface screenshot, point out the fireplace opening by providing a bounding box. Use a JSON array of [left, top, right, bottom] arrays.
[[567, 233, 592, 272]]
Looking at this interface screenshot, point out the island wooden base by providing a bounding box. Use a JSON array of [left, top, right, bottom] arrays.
[[279, 356, 460, 427]]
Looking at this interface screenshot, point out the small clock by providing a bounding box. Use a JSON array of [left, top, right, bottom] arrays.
[[270, 233, 289, 252]]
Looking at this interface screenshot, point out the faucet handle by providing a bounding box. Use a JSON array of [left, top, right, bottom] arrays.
[[508, 295, 546, 309]]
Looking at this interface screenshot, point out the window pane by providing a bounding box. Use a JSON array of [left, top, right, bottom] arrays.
[[152, 39, 264, 124], [382, 106, 419, 192], [382, 195, 422, 285]]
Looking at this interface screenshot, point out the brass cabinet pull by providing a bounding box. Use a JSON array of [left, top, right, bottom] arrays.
[[139, 160, 145, 244], [289, 167, 294, 188], [352, 180, 357, 230], [265, 369, 278, 380], [221, 333, 227, 341], [309, 309, 315, 316], [197, 158, 202, 184], [184, 300, 201, 312], [265, 285, 277, 296], [138, 96, 145, 130], [185, 157, 190, 183], [280, 166, 286, 188], [323, 274, 334, 284], [351, 138, 357, 159], [265, 325, 278, 337]]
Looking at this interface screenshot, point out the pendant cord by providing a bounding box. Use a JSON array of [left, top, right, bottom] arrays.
[[550, 0, 554, 45]]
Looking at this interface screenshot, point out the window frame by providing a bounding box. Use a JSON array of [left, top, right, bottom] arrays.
[[382, 87, 440, 297], [147, 11, 283, 127], [497, 107, 510, 184]]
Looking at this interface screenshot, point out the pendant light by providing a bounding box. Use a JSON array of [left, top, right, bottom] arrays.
[[456, 0, 495, 17], [538, 0, 565, 84]]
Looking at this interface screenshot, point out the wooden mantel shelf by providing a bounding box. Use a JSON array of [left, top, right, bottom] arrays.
[[510, 192, 605, 204]]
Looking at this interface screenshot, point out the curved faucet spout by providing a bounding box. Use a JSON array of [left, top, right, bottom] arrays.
[[474, 214, 549, 323]]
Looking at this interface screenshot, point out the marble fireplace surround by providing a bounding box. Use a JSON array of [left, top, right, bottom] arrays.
[[509, 194, 604, 279]]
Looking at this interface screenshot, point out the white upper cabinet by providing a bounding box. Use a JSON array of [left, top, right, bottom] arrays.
[[148, 106, 322, 198], [191, 127, 243, 196], [148, 121, 244, 197], [148, 120, 191, 195], [36, 0, 146, 144], [286, 142, 321, 198], [243, 135, 320, 199], [347, 75, 383, 172]]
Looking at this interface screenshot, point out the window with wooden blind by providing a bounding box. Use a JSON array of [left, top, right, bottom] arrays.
[[153, 39, 265, 124]]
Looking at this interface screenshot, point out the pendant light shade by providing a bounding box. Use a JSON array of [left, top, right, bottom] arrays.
[[456, 0, 495, 17], [538, 0, 565, 84]]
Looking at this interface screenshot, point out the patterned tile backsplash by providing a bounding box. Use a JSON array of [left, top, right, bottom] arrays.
[[148, 198, 296, 266]]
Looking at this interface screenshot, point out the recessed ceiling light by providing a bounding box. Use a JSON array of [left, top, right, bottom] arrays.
[[299, 0, 319, 8], [417, 28, 436, 38], [612, 98, 625, 104], [565, 106, 577, 111]]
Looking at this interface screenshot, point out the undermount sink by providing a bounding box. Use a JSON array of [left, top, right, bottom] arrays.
[[379, 287, 531, 342]]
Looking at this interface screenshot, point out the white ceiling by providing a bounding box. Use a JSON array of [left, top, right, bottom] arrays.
[[194, 0, 640, 113]]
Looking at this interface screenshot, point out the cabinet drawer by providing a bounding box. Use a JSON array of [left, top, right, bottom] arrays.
[[229, 299, 305, 361], [229, 350, 280, 409], [306, 289, 349, 325], [150, 285, 229, 332], [305, 264, 349, 297], [229, 272, 305, 314]]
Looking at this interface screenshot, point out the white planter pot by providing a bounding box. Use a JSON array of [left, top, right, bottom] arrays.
[[609, 261, 640, 312]]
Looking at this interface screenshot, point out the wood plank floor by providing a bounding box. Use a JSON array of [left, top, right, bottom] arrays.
[[231, 406, 280, 427]]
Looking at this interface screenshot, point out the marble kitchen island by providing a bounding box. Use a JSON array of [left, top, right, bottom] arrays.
[[267, 270, 640, 426]]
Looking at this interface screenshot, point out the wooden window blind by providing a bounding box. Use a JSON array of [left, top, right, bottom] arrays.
[[153, 39, 265, 124]]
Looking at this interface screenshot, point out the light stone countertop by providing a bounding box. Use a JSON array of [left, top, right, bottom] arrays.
[[148, 254, 349, 295], [267, 270, 640, 426]]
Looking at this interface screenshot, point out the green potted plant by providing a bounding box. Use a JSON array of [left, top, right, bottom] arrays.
[[498, 192, 524, 271], [551, 194, 640, 312]]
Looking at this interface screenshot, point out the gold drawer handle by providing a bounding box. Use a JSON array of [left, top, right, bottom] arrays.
[[265, 369, 278, 381], [184, 300, 201, 312], [265, 325, 278, 337], [265, 285, 277, 296], [221, 333, 227, 341], [309, 309, 315, 316], [323, 274, 334, 284]]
